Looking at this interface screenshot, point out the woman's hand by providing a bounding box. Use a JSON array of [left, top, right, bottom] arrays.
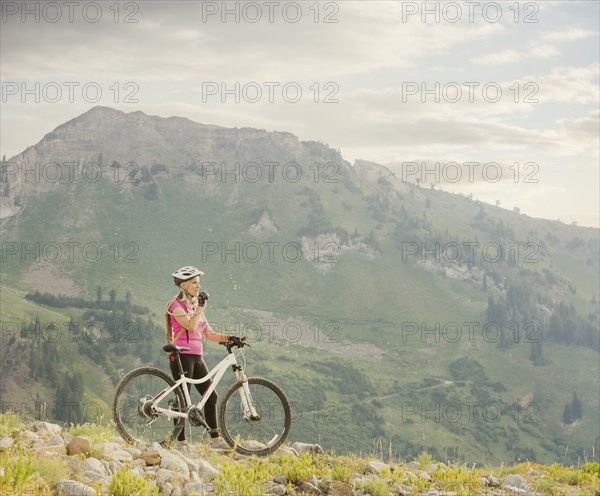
[[198, 291, 209, 306]]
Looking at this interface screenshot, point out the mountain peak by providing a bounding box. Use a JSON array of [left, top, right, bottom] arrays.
[[6, 107, 344, 177], [12, 107, 264, 166], [83, 105, 125, 116]]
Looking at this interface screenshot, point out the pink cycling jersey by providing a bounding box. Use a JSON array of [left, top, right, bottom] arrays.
[[169, 299, 207, 355]]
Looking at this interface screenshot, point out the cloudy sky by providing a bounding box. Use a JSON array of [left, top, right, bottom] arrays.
[[1, 0, 599, 226]]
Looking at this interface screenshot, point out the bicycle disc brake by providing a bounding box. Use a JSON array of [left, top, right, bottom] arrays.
[[138, 395, 156, 419], [246, 413, 261, 423]]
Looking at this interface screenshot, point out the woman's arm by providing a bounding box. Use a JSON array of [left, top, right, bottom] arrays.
[[171, 302, 205, 331], [204, 322, 232, 343]]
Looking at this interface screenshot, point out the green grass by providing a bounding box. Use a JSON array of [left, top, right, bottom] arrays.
[[0, 448, 68, 491], [69, 422, 116, 443], [356, 476, 391, 496], [108, 464, 160, 496]]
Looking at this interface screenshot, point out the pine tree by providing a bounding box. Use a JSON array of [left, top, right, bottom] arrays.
[[109, 289, 117, 307], [529, 340, 544, 364], [562, 403, 574, 424], [29, 341, 41, 381], [572, 393, 583, 420]]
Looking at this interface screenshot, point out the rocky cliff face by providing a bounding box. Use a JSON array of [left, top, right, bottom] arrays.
[[1, 106, 358, 218]]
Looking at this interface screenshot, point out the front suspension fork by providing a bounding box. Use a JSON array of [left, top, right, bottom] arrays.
[[236, 371, 260, 420]]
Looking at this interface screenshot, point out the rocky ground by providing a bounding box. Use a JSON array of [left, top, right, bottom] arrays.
[[1, 419, 599, 495]]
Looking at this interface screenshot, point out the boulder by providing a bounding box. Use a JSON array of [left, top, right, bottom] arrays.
[[162, 481, 175, 496], [480, 474, 501, 487], [195, 458, 219, 481], [23, 431, 42, 446], [183, 482, 213, 495], [268, 483, 287, 496], [365, 460, 390, 474], [31, 421, 62, 435], [420, 471, 432, 481], [278, 446, 299, 457], [66, 436, 91, 456], [81, 458, 106, 475], [156, 468, 175, 486], [107, 448, 133, 462], [395, 484, 413, 496], [292, 442, 324, 454], [274, 474, 287, 485], [299, 481, 322, 495], [47, 433, 64, 446], [80, 470, 110, 485], [0, 436, 14, 450], [55, 480, 96, 496], [161, 451, 190, 478], [327, 480, 354, 496], [61, 456, 80, 476], [141, 449, 162, 466], [502, 474, 531, 491], [103, 460, 124, 475], [35, 445, 68, 456]]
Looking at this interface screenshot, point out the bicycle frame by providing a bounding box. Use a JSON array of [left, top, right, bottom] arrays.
[[150, 349, 258, 422]]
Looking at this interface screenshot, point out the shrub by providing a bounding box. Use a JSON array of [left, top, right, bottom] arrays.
[[356, 476, 390, 496], [108, 465, 160, 496]]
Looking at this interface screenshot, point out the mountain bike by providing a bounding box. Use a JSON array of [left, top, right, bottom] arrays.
[[112, 337, 291, 456]]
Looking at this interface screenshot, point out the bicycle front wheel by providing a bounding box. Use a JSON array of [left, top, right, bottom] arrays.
[[113, 367, 186, 446], [218, 377, 291, 456]]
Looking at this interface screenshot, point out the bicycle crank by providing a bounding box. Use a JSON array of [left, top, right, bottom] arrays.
[[188, 406, 209, 428]]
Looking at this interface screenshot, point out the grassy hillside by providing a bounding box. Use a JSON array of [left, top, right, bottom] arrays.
[[0, 108, 598, 466], [1, 284, 598, 466]]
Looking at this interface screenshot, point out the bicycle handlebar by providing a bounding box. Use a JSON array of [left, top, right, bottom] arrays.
[[219, 335, 249, 352]]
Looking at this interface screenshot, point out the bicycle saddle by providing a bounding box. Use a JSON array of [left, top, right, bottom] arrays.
[[163, 344, 191, 354]]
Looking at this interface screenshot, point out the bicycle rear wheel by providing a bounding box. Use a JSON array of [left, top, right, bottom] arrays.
[[113, 367, 186, 446], [218, 377, 291, 456]]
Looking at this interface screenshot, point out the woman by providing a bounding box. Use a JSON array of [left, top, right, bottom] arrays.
[[166, 265, 230, 449]]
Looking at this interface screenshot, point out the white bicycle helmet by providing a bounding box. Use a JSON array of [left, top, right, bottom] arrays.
[[172, 266, 204, 281]]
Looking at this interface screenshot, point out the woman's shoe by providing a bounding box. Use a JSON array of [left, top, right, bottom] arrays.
[[209, 439, 229, 451], [176, 440, 192, 452]]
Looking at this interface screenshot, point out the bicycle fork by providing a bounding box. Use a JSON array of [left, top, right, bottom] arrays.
[[235, 368, 260, 421]]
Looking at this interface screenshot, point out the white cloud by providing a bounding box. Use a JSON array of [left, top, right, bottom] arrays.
[[0, 2, 504, 82], [535, 64, 600, 104], [471, 49, 523, 66], [529, 43, 559, 59], [473, 26, 599, 65], [542, 27, 597, 42], [558, 109, 600, 145]]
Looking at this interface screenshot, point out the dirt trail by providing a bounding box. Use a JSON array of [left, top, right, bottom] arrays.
[[22, 262, 81, 296], [234, 308, 389, 362]]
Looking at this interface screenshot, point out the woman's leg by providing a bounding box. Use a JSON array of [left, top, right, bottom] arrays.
[[191, 357, 220, 439], [169, 354, 196, 442]]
